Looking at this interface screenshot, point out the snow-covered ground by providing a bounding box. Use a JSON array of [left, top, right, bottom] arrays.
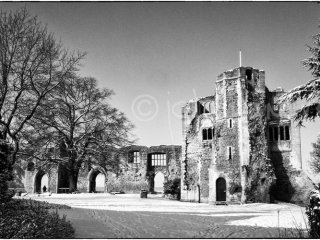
[[18, 193, 309, 238]]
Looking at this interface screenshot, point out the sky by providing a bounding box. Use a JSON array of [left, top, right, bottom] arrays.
[[1, 2, 320, 169]]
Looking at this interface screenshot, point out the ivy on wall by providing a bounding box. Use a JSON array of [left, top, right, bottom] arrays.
[[245, 89, 276, 203]]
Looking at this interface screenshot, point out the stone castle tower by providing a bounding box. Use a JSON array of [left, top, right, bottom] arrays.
[[181, 66, 310, 204]]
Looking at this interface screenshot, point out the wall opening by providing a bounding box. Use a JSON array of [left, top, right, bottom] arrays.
[[89, 170, 106, 193], [245, 69, 252, 81], [128, 151, 140, 165], [229, 119, 233, 128], [57, 165, 70, 193], [202, 128, 214, 141], [228, 147, 232, 160], [34, 170, 48, 193], [154, 172, 165, 193], [268, 125, 291, 142], [216, 177, 226, 201]]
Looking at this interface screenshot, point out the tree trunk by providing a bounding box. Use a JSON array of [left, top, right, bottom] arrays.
[[0, 138, 13, 202], [68, 170, 78, 193]]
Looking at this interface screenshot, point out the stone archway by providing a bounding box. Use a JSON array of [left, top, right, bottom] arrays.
[[88, 168, 106, 193], [57, 165, 70, 193], [216, 177, 226, 201], [34, 170, 48, 193], [154, 172, 165, 193]]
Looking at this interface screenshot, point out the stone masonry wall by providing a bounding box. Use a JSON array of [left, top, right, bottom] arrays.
[[22, 145, 181, 194], [181, 96, 215, 202], [241, 69, 275, 203], [214, 74, 241, 203], [267, 89, 314, 204]]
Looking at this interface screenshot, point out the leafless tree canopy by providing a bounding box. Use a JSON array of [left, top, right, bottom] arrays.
[[20, 76, 134, 190], [0, 8, 84, 164]]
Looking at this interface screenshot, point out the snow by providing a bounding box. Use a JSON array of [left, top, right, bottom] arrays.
[[18, 193, 309, 238]]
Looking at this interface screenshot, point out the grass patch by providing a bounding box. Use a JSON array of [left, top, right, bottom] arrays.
[[0, 199, 74, 238]]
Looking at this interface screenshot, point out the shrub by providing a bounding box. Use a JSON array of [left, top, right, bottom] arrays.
[[306, 189, 320, 238], [0, 199, 74, 238], [164, 178, 181, 200]]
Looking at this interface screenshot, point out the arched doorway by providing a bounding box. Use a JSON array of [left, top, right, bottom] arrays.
[[89, 170, 106, 193], [216, 177, 226, 201], [34, 171, 48, 193], [95, 173, 105, 192], [154, 172, 165, 193], [57, 165, 70, 193]]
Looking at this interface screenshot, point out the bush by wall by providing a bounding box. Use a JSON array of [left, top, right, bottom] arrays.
[[0, 199, 74, 238], [306, 188, 320, 238], [164, 178, 181, 200]]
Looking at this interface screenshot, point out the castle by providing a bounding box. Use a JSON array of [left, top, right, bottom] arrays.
[[19, 66, 313, 204], [181, 66, 311, 204]]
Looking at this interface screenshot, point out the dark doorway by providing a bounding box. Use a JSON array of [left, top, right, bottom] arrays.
[[216, 177, 226, 201], [57, 165, 70, 193]]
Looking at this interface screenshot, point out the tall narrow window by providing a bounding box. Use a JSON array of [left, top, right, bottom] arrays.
[[228, 147, 232, 160], [133, 151, 140, 164], [245, 69, 252, 81], [229, 119, 233, 128], [202, 129, 208, 140], [269, 127, 274, 141], [208, 128, 212, 140], [285, 126, 290, 140], [280, 126, 285, 140], [274, 127, 279, 141]]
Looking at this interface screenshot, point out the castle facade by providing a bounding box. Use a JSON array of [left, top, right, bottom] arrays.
[[180, 66, 310, 204]]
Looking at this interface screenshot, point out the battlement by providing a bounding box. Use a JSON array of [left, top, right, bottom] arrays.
[[217, 66, 264, 82]]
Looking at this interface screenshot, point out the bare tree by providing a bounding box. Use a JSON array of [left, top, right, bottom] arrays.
[[22, 76, 134, 192], [0, 8, 84, 201]]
